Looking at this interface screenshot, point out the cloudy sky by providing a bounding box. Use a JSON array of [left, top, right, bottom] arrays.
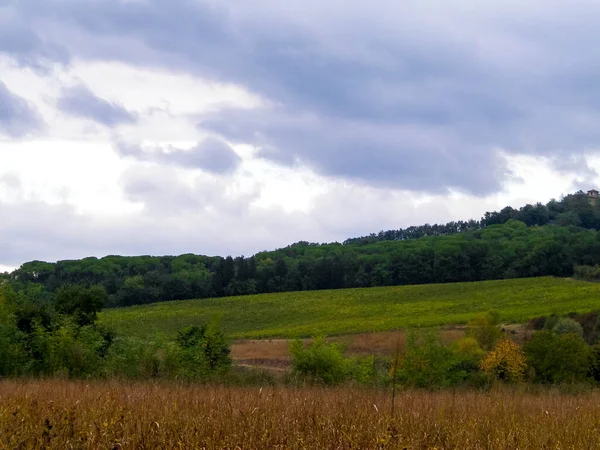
[[1, 0, 600, 271]]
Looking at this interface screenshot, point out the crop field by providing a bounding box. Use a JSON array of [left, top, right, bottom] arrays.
[[2, 380, 600, 449], [100, 276, 600, 340]]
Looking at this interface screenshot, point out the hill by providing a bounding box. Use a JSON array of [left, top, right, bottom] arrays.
[[100, 276, 600, 340], [8, 219, 600, 310]]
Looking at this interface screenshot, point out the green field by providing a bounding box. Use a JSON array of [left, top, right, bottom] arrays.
[[99, 277, 600, 339]]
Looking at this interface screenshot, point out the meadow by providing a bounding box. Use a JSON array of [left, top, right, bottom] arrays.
[[2, 380, 600, 449], [100, 276, 600, 339]]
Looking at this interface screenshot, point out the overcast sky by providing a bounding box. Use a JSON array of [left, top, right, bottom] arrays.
[[1, 0, 600, 271]]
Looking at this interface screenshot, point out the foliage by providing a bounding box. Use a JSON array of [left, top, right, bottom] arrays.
[[0, 283, 114, 378], [573, 264, 600, 282], [480, 339, 527, 383], [552, 317, 584, 338], [396, 330, 472, 388], [567, 311, 600, 344], [524, 331, 593, 384], [449, 337, 485, 373], [7, 200, 600, 310], [175, 323, 232, 378], [290, 337, 350, 385], [590, 344, 600, 382], [54, 285, 107, 327], [543, 314, 560, 331], [465, 310, 503, 351], [100, 277, 600, 340], [289, 337, 379, 385]]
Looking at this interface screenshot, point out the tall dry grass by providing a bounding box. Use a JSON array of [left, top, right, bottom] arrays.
[[1, 380, 600, 449]]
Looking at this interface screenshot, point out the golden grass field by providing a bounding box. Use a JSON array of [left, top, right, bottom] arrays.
[[2, 380, 600, 449]]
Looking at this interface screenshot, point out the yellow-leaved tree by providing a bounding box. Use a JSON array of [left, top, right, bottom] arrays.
[[480, 338, 527, 382]]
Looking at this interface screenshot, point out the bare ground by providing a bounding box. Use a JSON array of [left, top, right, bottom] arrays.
[[230, 327, 467, 371]]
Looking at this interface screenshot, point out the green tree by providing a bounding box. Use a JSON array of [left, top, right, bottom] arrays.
[[289, 337, 349, 385], [176, 322, 231, 378], [54, 285, 106, 327], [465, 311, 503, 351], [552, 318, 584, 338], [397, 330, 469, 388], [524, 330, 593, 383]]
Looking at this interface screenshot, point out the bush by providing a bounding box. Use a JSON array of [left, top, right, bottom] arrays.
[[543, 314, 560, 331], [104, 336, 185, 379], [0, 323, 25, 376], [589, 344, 600, 382], [449, 337, 485, 373], [552, 318, 584, 338], [396, 330, 471, 389], [573, 264, 600, 282], [524, 330, 593, 383], [480, 338, 527, 383], [466, 311, 503, 351], [527, 315, 547, 330], [568, 311, 600, 344], [175, 323, 232, 379], [290, 337, 349, 385]]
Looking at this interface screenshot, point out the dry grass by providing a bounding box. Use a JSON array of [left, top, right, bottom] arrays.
[[2, 380, 600, 449]]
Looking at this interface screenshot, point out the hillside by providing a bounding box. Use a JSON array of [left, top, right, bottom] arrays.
[[100, 277, 600, 340], [8, 219, 600, 310]]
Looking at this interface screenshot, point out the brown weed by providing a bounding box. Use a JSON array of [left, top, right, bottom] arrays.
[[1, 380, 599, 449]]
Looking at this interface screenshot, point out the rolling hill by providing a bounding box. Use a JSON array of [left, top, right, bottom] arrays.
[[100, 276, 600, 340]]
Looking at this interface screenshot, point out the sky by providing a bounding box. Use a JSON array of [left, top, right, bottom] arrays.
[[1, 0, 600, 272]]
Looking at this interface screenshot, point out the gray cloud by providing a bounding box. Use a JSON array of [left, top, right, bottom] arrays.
[[115, 138, 242, 174], [57, 84, 137, 126], [0, 4, 69, 69], [0, 81, 42, 136], [6, 1, 600, 194]]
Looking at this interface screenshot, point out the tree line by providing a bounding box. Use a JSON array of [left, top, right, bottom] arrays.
[[0, 283, 231, 379], [345, 190, 600, 245], [3, 191, 600, 308]]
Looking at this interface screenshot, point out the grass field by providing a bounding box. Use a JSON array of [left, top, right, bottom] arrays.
[[2, 380, 600, 449], [100, 276, 600, 340]]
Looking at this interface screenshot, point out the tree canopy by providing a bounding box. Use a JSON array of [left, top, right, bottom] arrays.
[[5, 191, 600, 308]]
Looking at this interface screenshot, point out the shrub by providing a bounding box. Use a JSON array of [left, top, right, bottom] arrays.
[[568, 311, 600, 344], [397, 330, 470, 388], [0, 323, 25, 376], [347, 355, 379, 384], [543, 314, 560, 331], [104, 337, 182, 379], [450, 337, 485, 373], [524, 330, 593, 383], [290, 337, 349, 385], [480, 339, 527, 383], [590, 344, 600, 382], [466, 311, 503, 351], [552, 318, 584, 338], [573, 264, 600, 282], [527, 315, 547, 330], [176, 323, 232, 379]]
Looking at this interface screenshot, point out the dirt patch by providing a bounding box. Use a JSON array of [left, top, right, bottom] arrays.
[[231, 327, 468, 368]]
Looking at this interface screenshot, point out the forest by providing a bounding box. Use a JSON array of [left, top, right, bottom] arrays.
[[3, 190, 600, 309]]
